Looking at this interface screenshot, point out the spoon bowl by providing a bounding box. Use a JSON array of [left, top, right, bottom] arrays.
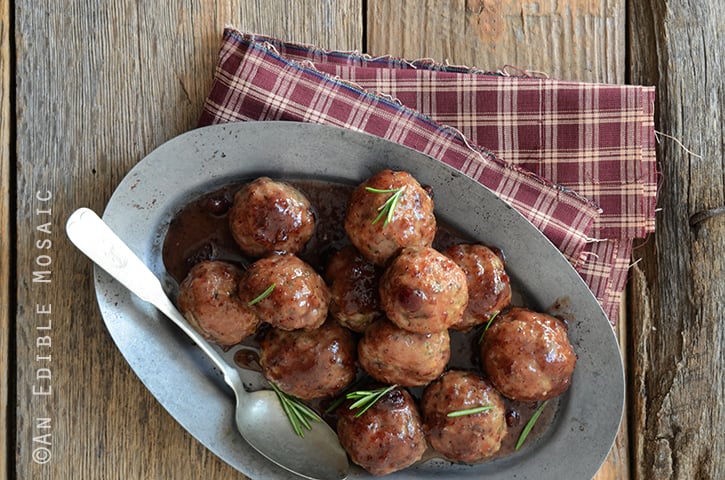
[[66, 207, 349, 480]]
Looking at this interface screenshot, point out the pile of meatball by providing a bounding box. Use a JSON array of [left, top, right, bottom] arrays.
[[176, 170, 577, 476]]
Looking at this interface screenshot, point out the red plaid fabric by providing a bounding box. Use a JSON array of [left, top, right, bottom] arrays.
[[198, 28, 657, 324], [245, 33, 657, 238]]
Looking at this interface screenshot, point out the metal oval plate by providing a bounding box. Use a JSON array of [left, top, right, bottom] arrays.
[[95, 121, 624, 480]]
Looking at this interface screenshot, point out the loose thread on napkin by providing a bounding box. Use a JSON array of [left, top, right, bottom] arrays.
[[654, 130, 703, 159], [580, 251, 600, 260], [368, 54, 420, 69], [374, 91, 405, 106], [500, 64, 551, 78], [444, 124, 499, 169], [629, 257, 643, 269], [440, 58, 489, 75], [262, 41, 281, 56]]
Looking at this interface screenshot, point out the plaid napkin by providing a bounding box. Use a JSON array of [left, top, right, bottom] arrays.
[[198, 28, 657, 324]]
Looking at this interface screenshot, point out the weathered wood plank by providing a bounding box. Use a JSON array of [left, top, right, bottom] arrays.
[[12, 2, 361, 479], [368, 0, 625, 83], [1, 0, 11, 477], [366, 2, 628, 479], [628, 0, 725, 479]]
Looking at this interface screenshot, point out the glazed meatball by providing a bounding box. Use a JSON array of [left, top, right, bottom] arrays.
[[259, 320, 356, 400], [344, 170, 436, 266], [228, 177, 315, 257], [358, 318, 450, 387], [239, 254, 330, 331], [379, 247, 468, 334], [177, 261, 259, 346], [324, 246, 382, 332], [421, 370, 507, 463], [444, 244, 512, 331], [480, 307, 576, 401], [337, 386, 427, 476]]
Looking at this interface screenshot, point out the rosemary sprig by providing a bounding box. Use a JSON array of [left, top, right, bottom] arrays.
[[324, 377, 365, 415], [447, 405, 494, 417], [247, 283, 276, 306], [515, 400, 549, 450], [269, 382, 320, 437], [346, 384, 397, 417], [365, 186, 406, 227]]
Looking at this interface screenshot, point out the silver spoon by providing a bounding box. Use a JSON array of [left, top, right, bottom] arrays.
[[66, 207, 349, 480]]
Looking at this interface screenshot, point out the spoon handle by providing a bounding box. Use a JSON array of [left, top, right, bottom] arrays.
[[66, 207, 243, 392]]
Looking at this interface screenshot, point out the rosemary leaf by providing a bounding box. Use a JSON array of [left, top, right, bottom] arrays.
[[366, 185, 406, 227], [324, 395, 346, 415], [247, 283, 276, 306], [270, 382, 320, 437], [478, 311, 500, 344], [364, 187, 399, 194], [515, 400, 549, 450], [275, 389, 303, 436], [371, 207, 388, 226], [447, 405, 494, 417], [346, 384, 397, 418], [385, 186, 404, 225], [282, 398, 303, 437], [288, 400, 318, 430], [347, 396, 371, 410]]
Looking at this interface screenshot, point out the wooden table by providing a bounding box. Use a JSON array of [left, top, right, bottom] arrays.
[[3, 1, 723, 479]]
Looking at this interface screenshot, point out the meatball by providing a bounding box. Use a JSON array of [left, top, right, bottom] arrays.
[[259, 320, 357, 400], [358, 318, 450, 387], [324, 246, 382, 332], [379, 247, 468, 334], [337, 386, 427, 476], [228, 177, 315, 257], [177, 261, 259, 346], [443, 244, 512, 331], [421, 370, 507, 463], [239, 254, 330, 331], [344, 170, 436, 266], [480, 307, 576, 401]]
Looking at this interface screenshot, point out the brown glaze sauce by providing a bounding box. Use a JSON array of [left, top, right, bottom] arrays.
[[162, 178, 559, 467]]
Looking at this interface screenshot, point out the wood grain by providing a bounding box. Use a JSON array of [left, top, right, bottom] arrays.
[[367, 2, 629, 479], [1, 0, 11, 477], [12, 2, 361, 479], [628, 0, 725, 479], [367, 0, 625, 83]]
